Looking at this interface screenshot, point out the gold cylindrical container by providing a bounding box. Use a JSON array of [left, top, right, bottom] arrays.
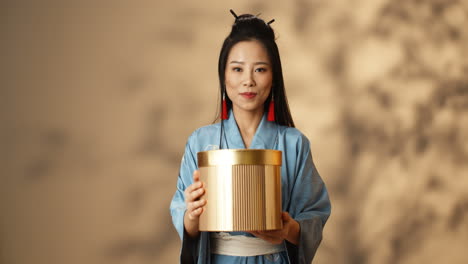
[[197, 149, 282, 231]]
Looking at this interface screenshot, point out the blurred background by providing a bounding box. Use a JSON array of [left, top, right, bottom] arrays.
[[1, 0, 468, 263]]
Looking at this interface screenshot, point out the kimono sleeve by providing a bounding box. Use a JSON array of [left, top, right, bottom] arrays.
[[286, 135, 331, 264], [169, 133, 199, 263]]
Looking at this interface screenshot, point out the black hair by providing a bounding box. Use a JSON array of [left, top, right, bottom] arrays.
[[216, 11, 295, 128]]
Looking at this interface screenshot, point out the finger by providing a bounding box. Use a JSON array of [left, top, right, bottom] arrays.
[[251, 230, 276, 239], [282, 212, 291, 222], [193, 170, 207, 192], [189, 186, 205, 201], [259, 229, 289, 242], [187, 199, 200, 212], [251, 232, 281, 244], [193, 170, 200, 182], [188, 208, 198, 220], [184, 182, 199, 196], [191, 199, 206, 210], [189, 207, 204, 219], [257, 230, 282, 240], [259, 229, 282, 235], [185, 182, 203, 201]]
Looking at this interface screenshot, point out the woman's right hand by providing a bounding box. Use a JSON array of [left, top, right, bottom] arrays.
[[183, 170, 206, 237]]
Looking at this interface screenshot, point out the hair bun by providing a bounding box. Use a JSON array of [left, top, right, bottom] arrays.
[[229, 13, 276, 41]]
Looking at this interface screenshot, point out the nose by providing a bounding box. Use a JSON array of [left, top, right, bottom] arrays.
[[242, 72, 256, 87]]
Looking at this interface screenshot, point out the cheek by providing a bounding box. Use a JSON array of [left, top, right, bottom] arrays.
[[224, 73, 236, 89], [224, 77, 235, 99], [260, 76, 273, 92], [225, 77, 233, 88], [259, 73, 273, 86], [225, 81, 235, 97]]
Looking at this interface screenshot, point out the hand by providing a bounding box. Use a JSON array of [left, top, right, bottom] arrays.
[[250, 212, 300, 245], [185, 170, 206, 220], [183, 170, 206, 237]]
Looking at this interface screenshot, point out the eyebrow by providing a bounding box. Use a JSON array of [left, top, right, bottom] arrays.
[[229, 61, 270, 65]]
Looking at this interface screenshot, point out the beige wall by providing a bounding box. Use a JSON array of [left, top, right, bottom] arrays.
[[1, 1, 468, 263]]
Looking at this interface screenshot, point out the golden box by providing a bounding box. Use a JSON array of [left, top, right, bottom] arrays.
[[197, 149, 282, 231]]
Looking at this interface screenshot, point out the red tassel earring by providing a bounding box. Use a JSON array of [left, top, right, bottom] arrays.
[[267, 95, 275, 122], [221, 93, 228, 120]]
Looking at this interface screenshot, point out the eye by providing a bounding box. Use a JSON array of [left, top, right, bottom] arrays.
[[255, 67, 268, 73], [232, 67, 242, 72]]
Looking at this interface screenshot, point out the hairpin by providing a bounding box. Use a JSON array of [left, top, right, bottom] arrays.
[[230, 9, 238, 19], [230, 9, 275, 25]]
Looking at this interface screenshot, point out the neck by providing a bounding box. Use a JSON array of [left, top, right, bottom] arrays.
[[232, 107, 264, 149]]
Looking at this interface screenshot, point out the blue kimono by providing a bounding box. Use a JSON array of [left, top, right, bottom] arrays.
[[170, 111, 331, 263]]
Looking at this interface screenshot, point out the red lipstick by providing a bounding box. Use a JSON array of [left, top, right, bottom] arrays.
[[240, 92, 257, 99]]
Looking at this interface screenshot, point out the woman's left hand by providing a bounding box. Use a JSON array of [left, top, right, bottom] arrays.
[[250, 212, 300, 245]]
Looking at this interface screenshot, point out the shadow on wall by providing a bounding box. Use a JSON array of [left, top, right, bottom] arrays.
[[329, 0, 468, 263]]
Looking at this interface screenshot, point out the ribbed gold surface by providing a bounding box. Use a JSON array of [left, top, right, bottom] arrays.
[[232, 165, 266, 230], [198, 150, 282, 231]]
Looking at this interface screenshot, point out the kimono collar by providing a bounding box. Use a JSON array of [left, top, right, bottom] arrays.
[[222, 109, 278, 150]]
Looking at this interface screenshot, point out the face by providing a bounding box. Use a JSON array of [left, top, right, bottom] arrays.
[[225, 40, 273, 116]]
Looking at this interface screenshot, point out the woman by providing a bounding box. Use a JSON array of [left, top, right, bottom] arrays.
[[170, 10, 331, 264]]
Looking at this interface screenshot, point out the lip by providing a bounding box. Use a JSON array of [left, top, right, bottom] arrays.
[[240, 92, 257, 99]]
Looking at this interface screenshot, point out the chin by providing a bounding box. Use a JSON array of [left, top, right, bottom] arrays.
[[243, 107, 265, 114], [232, 102, 266, 113]]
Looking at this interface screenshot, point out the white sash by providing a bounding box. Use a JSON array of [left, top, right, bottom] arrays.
[[210, 232, 286, 256]]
